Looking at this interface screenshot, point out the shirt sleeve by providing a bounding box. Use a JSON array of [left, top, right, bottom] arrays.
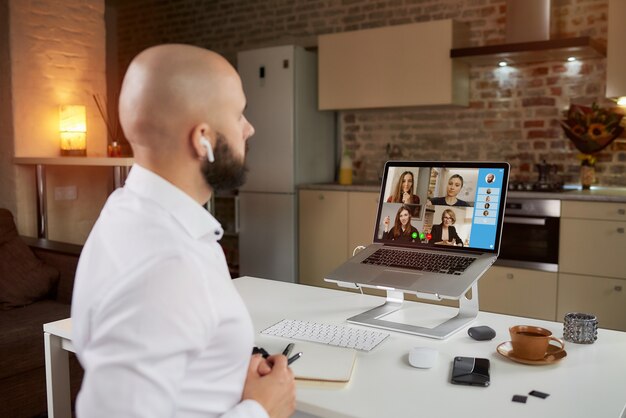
[[76, 254, 226, 418]]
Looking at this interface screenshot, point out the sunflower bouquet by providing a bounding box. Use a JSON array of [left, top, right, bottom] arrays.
[[559, 102, 624, 155]]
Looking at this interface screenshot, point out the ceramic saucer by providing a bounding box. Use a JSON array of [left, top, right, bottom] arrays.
[[496, 341, 567, 365]]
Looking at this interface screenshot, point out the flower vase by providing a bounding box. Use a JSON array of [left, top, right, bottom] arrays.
[[580, 160, 595, 190]]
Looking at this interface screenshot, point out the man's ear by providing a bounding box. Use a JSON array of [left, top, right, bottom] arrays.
[[191, 123, 215, 161]]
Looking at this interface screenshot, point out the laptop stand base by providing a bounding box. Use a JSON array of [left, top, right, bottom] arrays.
[[346, 284, 478, 340]]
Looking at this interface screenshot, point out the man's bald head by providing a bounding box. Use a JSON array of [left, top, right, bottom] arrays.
[[117, 44, 254, 203], [119, 44, 240, 154]]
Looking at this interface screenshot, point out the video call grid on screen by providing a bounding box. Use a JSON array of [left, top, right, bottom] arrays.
[[374, 162, 508, 253]]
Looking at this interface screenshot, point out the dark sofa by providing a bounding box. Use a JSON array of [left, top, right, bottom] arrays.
[[0, 209, 83, 418]]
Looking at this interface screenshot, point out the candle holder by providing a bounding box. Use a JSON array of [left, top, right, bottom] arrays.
[[563, 312, 598, 344]]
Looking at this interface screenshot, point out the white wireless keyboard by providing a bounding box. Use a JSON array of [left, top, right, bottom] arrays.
[[261, 319, 390, 352]]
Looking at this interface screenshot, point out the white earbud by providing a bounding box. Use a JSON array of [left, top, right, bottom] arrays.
[[199, 136, 215, 163]]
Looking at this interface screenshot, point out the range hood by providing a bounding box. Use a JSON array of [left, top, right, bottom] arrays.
[[450, 0, 606, 66], [450, 37, 606, 66]]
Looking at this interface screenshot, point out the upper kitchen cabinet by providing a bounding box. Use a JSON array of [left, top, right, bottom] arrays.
[[318, 20, 469, 110], [607, 0, 626, 104]]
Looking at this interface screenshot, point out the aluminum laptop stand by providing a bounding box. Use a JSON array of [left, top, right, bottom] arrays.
[[346, 283, 478, 340]]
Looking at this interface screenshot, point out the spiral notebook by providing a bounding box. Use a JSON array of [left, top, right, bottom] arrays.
[[255, 335, 357, 382]]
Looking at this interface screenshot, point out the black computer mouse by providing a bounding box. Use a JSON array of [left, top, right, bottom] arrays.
[[468, 326, 496, 341]]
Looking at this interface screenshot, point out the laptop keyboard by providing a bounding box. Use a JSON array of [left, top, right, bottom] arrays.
[[362, 248, 475, 275], [261, 319, 389, 352]]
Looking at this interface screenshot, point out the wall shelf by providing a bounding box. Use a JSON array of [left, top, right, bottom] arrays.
[[14, 157, 134, 167], [14, 156, 134, 239], [450, 36, 606, 66]]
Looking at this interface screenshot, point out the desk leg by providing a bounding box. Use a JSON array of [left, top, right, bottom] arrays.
[[44, 332, 72, 418], [36, 164, 47, 239]]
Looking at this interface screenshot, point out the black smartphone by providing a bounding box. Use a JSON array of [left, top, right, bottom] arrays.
[[450, 356, 490, 387]]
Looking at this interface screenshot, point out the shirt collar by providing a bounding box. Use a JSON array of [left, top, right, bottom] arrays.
[[124, 164, 224, 240]]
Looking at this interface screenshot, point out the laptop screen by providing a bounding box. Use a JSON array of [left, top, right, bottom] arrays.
[[374, 161, 509, 254]]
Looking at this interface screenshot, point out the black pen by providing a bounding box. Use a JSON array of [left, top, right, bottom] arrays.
[[282, 343, 294, 357], [287, 352, 303, 365]]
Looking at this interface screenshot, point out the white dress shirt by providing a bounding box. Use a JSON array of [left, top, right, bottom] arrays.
[[72, 164, 268, 418]]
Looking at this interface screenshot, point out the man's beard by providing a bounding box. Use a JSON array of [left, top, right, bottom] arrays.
[[200, 132, 248, 192]]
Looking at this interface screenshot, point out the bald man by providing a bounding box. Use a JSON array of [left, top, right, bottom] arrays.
[[72, 44, 296, 418]]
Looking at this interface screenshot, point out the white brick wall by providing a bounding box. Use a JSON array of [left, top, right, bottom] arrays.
[[9, 0, 109, 242], [11, 0, 107, 157]]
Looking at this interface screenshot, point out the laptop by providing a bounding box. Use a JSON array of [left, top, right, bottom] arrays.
[[325, 161, 509, 300]]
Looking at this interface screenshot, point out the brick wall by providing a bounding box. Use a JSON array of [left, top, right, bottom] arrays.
[[116, 0, 625, 186], [344, 59, 619, 184]]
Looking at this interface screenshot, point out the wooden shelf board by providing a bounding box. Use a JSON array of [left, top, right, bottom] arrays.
[[14, 156, 134, 167]]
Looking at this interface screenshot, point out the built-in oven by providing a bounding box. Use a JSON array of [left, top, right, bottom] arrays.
[[496, 198, 561, 272]]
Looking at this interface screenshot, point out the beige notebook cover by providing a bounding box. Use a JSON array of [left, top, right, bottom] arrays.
[[255, 335, 357, 382]]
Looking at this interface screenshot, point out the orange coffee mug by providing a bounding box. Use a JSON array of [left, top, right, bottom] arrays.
[[509, 325, 565, 360]]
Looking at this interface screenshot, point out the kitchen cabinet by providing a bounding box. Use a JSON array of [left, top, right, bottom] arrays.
[[560, 218, 626, 278], [557, 273, 626, 331], [558, 200, 626, 331], [299, 190, 349, 289], [559, 201, 626, 279], [607, 0, 626, 100], [347, 192, 379, 256], [299, 190, 379, 289], [318, 20, 469, 110], [561, 200, 626, 221], [478, 266, 557, 321]]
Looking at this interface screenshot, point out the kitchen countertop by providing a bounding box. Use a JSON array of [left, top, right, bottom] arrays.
[[299, 183, 626, 203], [299, 183, 381, 193]]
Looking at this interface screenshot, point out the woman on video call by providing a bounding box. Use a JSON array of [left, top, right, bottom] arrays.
[[382, 205, 420, 242], [386, 171, 420, 204], [429, 209, 463, 246], [429, 174, 470, 207]]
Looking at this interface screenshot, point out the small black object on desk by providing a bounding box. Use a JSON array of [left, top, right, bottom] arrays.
[[467, 326, 496, 341]]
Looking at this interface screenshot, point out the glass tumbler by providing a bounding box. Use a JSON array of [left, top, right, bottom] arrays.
[[563, 312, 598, 344]]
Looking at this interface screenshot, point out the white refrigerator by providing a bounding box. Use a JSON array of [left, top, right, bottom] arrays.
[[237, 45, 335, 283]]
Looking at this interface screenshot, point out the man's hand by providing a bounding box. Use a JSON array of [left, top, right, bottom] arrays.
[[243, 355, 296, 418], [256, 354, 272, 376]]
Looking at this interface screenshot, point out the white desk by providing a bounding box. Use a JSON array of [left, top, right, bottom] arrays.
[[44, 276, 626, 418], [43, 317, 74, 418]]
